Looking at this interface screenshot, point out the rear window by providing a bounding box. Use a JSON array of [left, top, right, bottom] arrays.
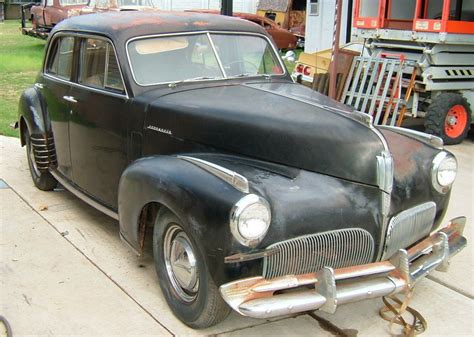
[[46, 36, 75, 80], [79, 38, 125, 93]]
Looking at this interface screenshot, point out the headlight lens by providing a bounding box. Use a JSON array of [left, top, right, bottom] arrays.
[[432, 152, 457, 193], [230, 194, 271, 247]]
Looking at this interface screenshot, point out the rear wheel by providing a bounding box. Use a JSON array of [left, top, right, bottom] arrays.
[[153, 208, 230, 328], [24, 128, 57, 191], [425, 93, 471, 145]]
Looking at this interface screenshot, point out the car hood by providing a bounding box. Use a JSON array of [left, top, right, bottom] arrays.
[[145, 81, 386, 186]]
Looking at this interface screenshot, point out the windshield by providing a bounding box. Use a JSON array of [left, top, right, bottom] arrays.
[[127, 33, 285, 86]]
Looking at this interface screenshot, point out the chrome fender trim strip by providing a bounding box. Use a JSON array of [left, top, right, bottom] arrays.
[[378, 125, 444, 149], [178, 155, 249, 193]]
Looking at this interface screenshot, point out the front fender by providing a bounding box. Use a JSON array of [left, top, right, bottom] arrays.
[[118, 155, 244, 282]]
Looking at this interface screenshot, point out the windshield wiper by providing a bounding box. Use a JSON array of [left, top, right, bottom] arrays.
[[168, 76, 221, 88], [231, 73, 273, 79], [233, 73, 253, 78]]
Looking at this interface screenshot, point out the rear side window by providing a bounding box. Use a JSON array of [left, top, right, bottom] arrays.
[[79, 38, 125, 93], [47, 36, 75, 80]]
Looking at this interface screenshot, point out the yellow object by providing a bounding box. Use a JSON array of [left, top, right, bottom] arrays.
[[298, 49, 332, 75], [257, 10, 286, 27]]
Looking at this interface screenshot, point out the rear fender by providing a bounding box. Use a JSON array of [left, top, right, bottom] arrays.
[[18, 87, 50, 145]]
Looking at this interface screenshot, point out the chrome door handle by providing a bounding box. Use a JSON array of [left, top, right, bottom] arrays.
[[34, 83, 44, 89], [63, 96, 78, 103]]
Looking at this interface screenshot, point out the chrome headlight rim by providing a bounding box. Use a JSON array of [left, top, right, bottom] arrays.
[[230, 194, 271, 248], [431, 151, 457, 194]]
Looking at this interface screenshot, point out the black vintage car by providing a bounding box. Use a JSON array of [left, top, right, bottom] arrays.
[[18, 11, 467, 329]]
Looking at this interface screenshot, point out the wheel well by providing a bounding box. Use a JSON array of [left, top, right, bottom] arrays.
[[137, 202, 162, 255]]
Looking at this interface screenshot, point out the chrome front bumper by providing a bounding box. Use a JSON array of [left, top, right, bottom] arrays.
[[220, 217, 467, 319]]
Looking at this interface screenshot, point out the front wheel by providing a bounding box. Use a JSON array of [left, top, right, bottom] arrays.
[[153, 208, 230, 328], [425, 92, 472, 145]]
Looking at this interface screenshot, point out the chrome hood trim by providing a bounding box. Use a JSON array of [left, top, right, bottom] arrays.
[[378, 125, 444, 149], [178, 155, 249, 193]]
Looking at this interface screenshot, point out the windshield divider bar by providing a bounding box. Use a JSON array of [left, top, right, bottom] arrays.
[[207, 32, 227, 79]]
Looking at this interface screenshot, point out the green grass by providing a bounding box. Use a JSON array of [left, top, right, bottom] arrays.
[[0, 20, 46, 137]]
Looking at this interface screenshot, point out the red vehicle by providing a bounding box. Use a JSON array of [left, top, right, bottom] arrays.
[[354, 0, 474, 34], [352, 0, 474, 144], [77, 0, 158, 15], [188, 10, 298, 50], [21, 0, 157, 39], [22, 0, 87, 38]]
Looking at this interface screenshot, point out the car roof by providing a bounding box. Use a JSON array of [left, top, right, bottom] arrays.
[[51, 11, 268, 43]]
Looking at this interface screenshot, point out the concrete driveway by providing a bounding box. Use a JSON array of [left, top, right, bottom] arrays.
[[1, 134, 473, 336]]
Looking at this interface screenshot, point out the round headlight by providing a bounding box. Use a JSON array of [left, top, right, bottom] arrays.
[[230, 194, 271, 247], [432, 152, 457, 193]]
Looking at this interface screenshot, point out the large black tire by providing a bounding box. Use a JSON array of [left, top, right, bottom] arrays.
[[425, 92, 472, 145], [153, 208, 230, 329], [24, 129, 57, 191]]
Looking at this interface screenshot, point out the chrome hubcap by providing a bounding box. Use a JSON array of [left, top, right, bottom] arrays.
[[163, 224, 199, 302]]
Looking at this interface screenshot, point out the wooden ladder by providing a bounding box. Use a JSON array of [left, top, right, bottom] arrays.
[[340, 54, 417, 126]]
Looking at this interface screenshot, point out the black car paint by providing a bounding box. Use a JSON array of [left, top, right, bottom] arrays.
[[143, 82, 385, 187], [67, 85, 129, 206], [18, 86, 50, 144], [17, 11, 451, 287]]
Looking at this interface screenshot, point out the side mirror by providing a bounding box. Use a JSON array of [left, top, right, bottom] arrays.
[[282, 50, 296, 63]]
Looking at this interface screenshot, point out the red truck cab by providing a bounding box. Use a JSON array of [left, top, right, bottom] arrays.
[[30, 0, 87, 30]]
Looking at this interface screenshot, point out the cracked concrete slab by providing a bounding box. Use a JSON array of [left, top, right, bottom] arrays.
[[428, 140, 474, 299], [0, 188, 171, 336], [314, 279, 473, 336]]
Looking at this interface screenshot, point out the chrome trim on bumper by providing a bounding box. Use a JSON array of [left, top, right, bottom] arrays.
[[220, 217, 467, 319]]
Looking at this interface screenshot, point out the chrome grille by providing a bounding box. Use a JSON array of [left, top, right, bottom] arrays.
[[263, 229, 374, 279], [30, 135, 57, 171], [382, 202, 436, 260]]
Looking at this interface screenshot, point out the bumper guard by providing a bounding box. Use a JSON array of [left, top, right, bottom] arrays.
[[219, 217, 467, 319]]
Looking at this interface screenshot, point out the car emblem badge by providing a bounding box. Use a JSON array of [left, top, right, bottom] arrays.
[[147, 125, 172, 135]]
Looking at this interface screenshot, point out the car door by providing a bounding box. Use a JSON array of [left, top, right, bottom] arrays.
[[68, 36, 129, 209], [42, 34, 76, 178]]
